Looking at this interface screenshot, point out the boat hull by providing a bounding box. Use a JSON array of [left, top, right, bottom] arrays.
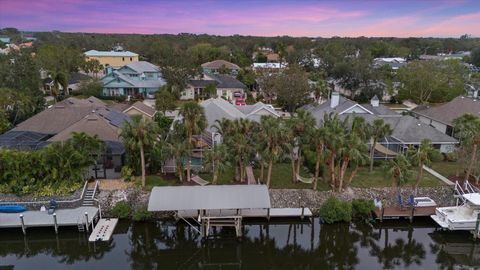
[[0, 205, 27, 213]]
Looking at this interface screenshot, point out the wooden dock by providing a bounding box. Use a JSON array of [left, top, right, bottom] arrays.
[[88, 218, 118, 242], [177, 207, 313, 220], [373, 206, 436, 221], [0, 206, 99, 234]]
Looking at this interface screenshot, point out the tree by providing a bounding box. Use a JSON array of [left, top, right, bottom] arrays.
[[203, 83, 217, 99], [453, 114, 480, 183], [408, 139, 437, 194], [83, 59, 103, 78], [259, 116, 288, 187], [204, 144, 229, 184], [471, 47, 480, 67], [76, 79, 102, 97], [0, 110, 10, 134], [386, 154, 413, 192], [155, 86, 176, 115], [397, 60, 466, 104], [120, 115, 159, 187], [273, 64, 311, 112], [287, 110, 315, 182], [322, 113, 348, 189], [337, 133, 369, 192], [308, 125, 325, 190], [51, 71, 69, 99], [179, 102, 207, 182], [367, 119, 393, 172]]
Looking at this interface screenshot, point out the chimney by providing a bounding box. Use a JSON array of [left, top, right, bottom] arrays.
[[330, 92, 340, 108], [371, 95, 380, 107], [105, 66, 113, 75]]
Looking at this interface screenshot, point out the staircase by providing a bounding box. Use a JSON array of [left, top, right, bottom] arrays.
[[82, 181, 99, 207]]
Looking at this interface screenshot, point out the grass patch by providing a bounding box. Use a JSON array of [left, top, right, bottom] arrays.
[[136, 175, 178, 191], [350, 166, 445, 188], [430, 161, 463, 178]]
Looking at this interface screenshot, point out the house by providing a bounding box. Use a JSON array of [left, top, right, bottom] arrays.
[[0, 97, 130, 178], [0, 36, 11, 44], [252, 62, 287, 72], [200, 97, 280, 145], [181, 74, 246, 101], [304, 92, 458, 156], [84, 49, 139, 69], [373, 57, 407, 71], [122, 101, 157, 119], [101, 61, 167, 98], [68, 72, 92, 93], [412, 96, 480, 136], [201, 60, 240, 76]]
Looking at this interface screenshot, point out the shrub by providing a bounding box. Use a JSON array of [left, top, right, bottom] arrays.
[[444, 151, 458, 162], [320, 197, 352, 223], [111, 201, 131, 219], [121, 166, 135, 182], [352, 199, 375, 219], [132, 207, 152, 221]]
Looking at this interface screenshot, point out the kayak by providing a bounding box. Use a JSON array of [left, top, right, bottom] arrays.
[[0, 205, 27, 213]]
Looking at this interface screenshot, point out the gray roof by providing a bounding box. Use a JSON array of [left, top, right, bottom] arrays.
[[201, 60, 240, 70], [207, 74, 246, 89], [148, 185, 271, 211], [84, 50, 138, 57], [103, 70, 166, 89], [124, 61, 159, 73], [412, 96, 480, 125], [303, 96, 357, 125], [124, 101, 156, 117], [189, 79, 216, 88], [361, 103, 398, 116]]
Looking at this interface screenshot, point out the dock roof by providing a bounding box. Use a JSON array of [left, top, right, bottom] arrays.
[[148, 185, 271, 211]]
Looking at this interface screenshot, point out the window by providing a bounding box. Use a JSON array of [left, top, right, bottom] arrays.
[[130, 57, 132, 61], [122, 57, 125, 61]]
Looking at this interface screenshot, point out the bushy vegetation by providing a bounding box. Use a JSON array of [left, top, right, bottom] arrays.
[[132, 207, 153, 221], [319, 197, 352, 223], [352, 199, 375, 218], [111, 201, 131, 219], [0, 132, 103, 196]]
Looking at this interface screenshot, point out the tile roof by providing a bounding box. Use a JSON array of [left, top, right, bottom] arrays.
[[412, 96, 480, 125]]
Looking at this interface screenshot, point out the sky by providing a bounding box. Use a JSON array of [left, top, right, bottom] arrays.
[[0, 0, 479, 37]]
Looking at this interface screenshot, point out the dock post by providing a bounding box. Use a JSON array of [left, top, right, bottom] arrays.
[[53, 213, 58, 234], [19, 214, 26, 235], [380, 206, 384, 222], [267, 208, 270, 221], [409, 206, 415, 223], [475, 213, 480, 239], [301, 206, 305, 220], [84, 212, 89, 233]]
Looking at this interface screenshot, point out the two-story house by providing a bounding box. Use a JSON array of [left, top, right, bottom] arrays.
[[101, 61, 167, 98]]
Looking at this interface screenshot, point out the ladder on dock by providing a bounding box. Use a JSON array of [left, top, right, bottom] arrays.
[[201, 216, 243, 238], [77, 217, 85, 232]]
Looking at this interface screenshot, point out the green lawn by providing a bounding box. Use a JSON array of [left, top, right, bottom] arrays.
[[430, 161, 464, 178], [137, 175, 178, 191], [350, 166, 445, 188]]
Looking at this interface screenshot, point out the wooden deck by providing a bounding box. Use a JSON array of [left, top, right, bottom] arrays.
[[374, 206, 436, 220]]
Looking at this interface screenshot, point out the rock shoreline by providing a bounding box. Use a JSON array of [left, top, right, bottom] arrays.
[[96, 186, 455, 218]]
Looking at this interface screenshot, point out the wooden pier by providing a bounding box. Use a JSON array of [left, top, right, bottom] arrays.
[[88, 218, 118, 242], [374, 206, 436, 222], [0, 206, 99, 234]]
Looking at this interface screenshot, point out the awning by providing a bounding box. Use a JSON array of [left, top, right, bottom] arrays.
[[148, 185, 271, 211]]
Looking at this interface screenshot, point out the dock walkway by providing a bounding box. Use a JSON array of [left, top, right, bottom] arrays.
[[88, 218, 118, 242], [374, 206, 436, 221], [0, 206, 98, 230], [178, 207, 313, 219]]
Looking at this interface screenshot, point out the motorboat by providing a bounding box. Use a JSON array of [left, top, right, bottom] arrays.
[[431, 193, 480, 230]]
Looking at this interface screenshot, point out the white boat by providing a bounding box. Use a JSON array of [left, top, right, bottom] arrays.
[[431, 193, 480, 230]]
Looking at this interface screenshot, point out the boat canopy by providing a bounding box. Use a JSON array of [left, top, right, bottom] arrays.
[[463, 193, 480, 205], [148, 185, 271, 211]]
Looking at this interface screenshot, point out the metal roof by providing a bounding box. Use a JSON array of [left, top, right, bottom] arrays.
[[148, 185, 271, 211], [84, 50, 138, 57]]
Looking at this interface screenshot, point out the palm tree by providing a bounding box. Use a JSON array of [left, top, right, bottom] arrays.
[[51, 71, 68, 100], [453, 114, 480, 183], [259, 116, 288, 187], [204, 144, 229, 184], [179, 102, 207, 182], [120, 115, 159, 187], [287, 110, 315, 182], [308, 126, 326, 190], [408, 139, 436, 194], [338, 134, 369, 191], [386, 154, 413, 192], [367, 119, 393, 172], [322, 113, 348, 189]]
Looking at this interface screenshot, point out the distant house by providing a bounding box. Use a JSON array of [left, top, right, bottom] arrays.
[[84, 49, 139, 69], [181, 74, 246, 101], [0, 97, 130, 178], [373, 57, 407, 71], [304, 93, 458, 156], [122, 101, 157, 119], [100, 61, 167, 98], [252, 62, 287, 72], [68, 72, 92, 93], [200, 97, 279, 145], [419, 52, 470, 61], [412, 96, 480, 136], [0, 36, 11, 44], [201, 60, 240, 76]]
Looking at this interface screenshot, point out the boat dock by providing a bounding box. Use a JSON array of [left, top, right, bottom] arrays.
[[178, 207, 313, 219], [0, 206, 99, 234], [374, 206, 436, 222], [88, 218, 118, 242]]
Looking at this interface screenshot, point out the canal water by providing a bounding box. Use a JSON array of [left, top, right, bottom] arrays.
[[1, 218, 479, 269]]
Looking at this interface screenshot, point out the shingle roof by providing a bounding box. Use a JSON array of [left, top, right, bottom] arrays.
[[412, 96, 480, 125], [84, 50, 138, 57], [124, 101, 156, 117], [48, 113, 121, 142], [201, 60, 240, 70], [68, 72, 91, 84], [207, 74, 246, 89], [188, 80, 217, 88]]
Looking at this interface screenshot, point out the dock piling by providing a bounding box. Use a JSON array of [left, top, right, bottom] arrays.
[[19, 214, 26, 235], [474, 213, 480, 239], [84, 212, 89, 232], [301, 206, 305, 220], [53, 213, 58, 234]]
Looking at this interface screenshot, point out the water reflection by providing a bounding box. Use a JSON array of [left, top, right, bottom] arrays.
[[1, 218, 480, 269]]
